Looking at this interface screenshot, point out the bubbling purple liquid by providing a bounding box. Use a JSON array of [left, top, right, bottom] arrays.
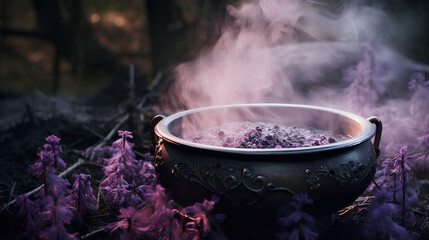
[[183, 122, 350, 148]]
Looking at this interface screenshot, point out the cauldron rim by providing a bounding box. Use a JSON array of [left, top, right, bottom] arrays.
[[155, 103, 375, 155]]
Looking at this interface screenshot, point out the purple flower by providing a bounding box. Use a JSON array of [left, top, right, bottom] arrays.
[[114, 130, 135, 150], [16, 195, 38, 219], [138, 203, 181, 239], [278, 193, 318, 240], [364, 189, 409, 240], [102, 131, 140, 188], [136, 161, 157, 186], [118, 130, 133, 139], [124, 181, 146, 207], [44, 135, 66, 170], [68, 174, 97, 225], [28, 134, 66, 183], [371, 157, 396, 192], [15, 195, 45, 239], [392, 146, 411, 183], [103, 185, 129, 206], [102, 131, 163, 208], [46, 135, 61, 145], [101, 131, 226, 239], [18, 134, 75, 239], [46, 174, 70, 197], [38, 196, 76, 240], [39, 225, 77, 240], [142, 184, 167, 208], [106, 207, 139, 235], [28, 150, 56, 178], [183, 195, 226, 239], [107, 206, 182, 240]]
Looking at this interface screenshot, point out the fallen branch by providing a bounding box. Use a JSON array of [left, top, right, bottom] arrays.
[[79, 227, 106, 239], [337, 196, 373, 216], [8, 182, 16, 203]]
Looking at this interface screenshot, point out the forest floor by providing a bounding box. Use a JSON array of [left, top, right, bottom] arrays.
[[0, 79, 428, 240]]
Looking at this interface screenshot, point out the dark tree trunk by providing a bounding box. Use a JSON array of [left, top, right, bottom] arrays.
[[146, 0, 180, 72], [31, 0, 119, 82]]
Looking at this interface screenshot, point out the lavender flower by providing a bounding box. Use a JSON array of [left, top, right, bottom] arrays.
[[392, 146, 411, 184], [141, 184, 168, 208], [44, 135, 66, 170], [124, 180, 146, 208], [103, 184, 129, 206], [114, 130, 135, 151], [364, 189, 409, 240], [68, 174, 97, 226], [102, 132, 226, 239], [27, 135, 66, 198], [18, 134, 76, 239], [118, 130, 133, 139], [101, 130, 159, 209], [392, 146, 419, 227], [102, 131, 140, 189], [16, 195, 38, 220], [28, 150, 56, 178], [106, 207, 141, 240], [137, 202, 181, 240], [278, 193, 318, 240], [39, 196, 76, 240], [183, 195, 227, 240], [15, 195, 45, 239], [107, 204, 182, 240], [135, 161, 157, 186], [45, 174, 70, 197]]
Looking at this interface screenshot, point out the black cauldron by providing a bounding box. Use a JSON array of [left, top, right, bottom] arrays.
[[150, 103, 382, 228]]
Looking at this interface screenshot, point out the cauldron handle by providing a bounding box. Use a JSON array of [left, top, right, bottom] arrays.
[[367, 116, 382, 158], [150, 115, 165, 155]]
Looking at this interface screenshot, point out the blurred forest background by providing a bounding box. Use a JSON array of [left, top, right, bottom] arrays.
[[0, 0, 428, 99], [0, 0, 239, 98]]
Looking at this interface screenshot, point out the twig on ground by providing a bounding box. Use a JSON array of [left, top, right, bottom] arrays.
[[82, 161, 105, 168], [96, 176, 110, 211], [8, 182, 16, 203], [79, 227, 106, 239], [337, 196, 373, 216], [82, 125, 105, 140]]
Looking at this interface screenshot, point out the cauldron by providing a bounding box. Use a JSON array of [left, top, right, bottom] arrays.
[[150, 103, 381, 227]]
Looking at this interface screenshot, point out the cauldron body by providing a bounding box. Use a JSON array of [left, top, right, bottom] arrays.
[[151, 104, 382, 224]]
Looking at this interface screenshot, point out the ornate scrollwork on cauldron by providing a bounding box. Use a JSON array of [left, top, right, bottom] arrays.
[[305, 147, 376, 190], [170, 160, 295, 206]]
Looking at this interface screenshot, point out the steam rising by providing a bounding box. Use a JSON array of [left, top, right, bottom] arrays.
[[167, 0, 429, 159]]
